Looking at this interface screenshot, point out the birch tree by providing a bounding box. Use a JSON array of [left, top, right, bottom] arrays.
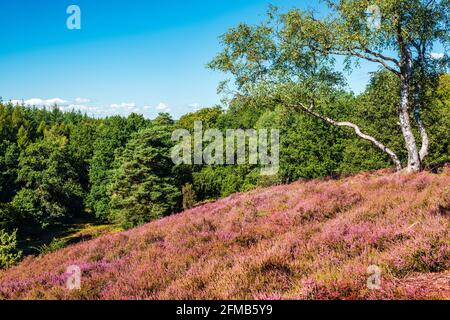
[[209, 0, 448, 172]]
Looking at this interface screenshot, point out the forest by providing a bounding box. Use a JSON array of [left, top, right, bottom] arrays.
[[1, 0, 449, 270]]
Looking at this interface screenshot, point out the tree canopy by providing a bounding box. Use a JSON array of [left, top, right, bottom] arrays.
[[209, 0, 449, 172]]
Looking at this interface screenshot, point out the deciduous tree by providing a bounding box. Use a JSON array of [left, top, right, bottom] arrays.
[[209, 1, 449, 172]]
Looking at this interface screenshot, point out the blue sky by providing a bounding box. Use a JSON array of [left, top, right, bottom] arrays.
[[0, 0, 381, 119]]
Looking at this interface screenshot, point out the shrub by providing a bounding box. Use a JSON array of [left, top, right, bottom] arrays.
[[182, 183, 196, 210], [0, 229, 22, 269], [0, 203, 19, 230], [37, 238, 68, 255]]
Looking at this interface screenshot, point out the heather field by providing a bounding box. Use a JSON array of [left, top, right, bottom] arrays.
[[0, 168, 449, 300]]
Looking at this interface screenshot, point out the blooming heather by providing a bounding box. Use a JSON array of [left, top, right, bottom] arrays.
[[0, 168, 449, 300]]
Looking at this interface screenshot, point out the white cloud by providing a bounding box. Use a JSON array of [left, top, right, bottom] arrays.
[[24, 98, 45, 106], [155, 102, 170, 111], [430, 52, 445, 60], [45, 98, 69, 106], [7, 97, 103, 116], [110, 102, 136, 109], [63, 104, 98, 112], [7, 97, 176, 117], [189, 103, 201, 111], [9, 99, 23, 105], [17, 97, 69, 107], [108, 102, 141, 116], [10, 97, 93, 107], [74, 97, 91, 104]]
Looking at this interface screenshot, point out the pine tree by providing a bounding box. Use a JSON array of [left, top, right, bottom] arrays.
[[109, 125, 181, 229], [86, 115, 147, 221]]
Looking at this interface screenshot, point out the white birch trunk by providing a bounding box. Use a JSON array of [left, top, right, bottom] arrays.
[[399, 74, 421, 172]]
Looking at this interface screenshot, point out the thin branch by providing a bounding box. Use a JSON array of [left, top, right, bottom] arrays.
[[362, 48, 400, 66], [348, 49, 401, 76], [286, 101, 403, 171], [309, 44, 401, 76], [425, 0, 436, 8]]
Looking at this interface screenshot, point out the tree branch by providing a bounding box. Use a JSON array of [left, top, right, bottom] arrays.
[[310, 44, 401, 76], [362, 48, 400, 66], [348, 49, 401, 76], [286, 102, 403, 171]]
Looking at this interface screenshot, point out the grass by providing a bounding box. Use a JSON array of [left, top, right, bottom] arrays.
[[0, 167, 449, 300], [20, 217, 121, 256]]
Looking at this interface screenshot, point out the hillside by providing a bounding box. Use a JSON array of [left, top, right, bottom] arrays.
[[0, 168, 449, 300]]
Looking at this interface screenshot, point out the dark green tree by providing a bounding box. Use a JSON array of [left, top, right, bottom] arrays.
[[87, 114, 147, 221], [67, 120, 98, 191], [109, 125, 181, 229], [0, 141, 19, 203], [12, 137, 83, 229]]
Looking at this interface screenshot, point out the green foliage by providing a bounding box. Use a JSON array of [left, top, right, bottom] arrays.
[[193, 165, 260, 200], [86, 115, 147, 221], [279, 109, 346, 180], [17, 126, 31, 150], [67, 121, 98, 190], [0, 141, 19, 203], [37, 238, 68, 255], [182, 183, 196, 210], [209, 1, 448, 172], [0, 203, 19, 231], [109, 125, 181, 229], [0, 229, 22, 269], [153, 112, 175, 126], [217, 96, 274, 130], [12, 137, 84, 229], [424, 74, 450, 165], [339, 70, 450, 171], [338, 71, 405, 172], [175, 106, 223, 131]]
